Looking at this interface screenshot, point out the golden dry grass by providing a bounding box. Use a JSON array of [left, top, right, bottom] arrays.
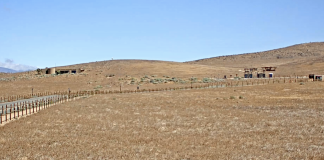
[[0, 60, 237, 97], [188, 42, 324, 76], [1, 82, 324, 159]]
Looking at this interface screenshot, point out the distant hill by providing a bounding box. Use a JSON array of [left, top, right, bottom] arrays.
[[0, 67, 18, 73], [186, 42, 324, 75], [0, 67, 33, 73]]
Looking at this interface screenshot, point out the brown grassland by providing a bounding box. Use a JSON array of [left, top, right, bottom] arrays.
[[1, 81, 324, 159], [0, 60, 236, 97]]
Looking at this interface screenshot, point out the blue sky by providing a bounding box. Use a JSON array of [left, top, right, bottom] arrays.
[[0, 0, 324, 70]]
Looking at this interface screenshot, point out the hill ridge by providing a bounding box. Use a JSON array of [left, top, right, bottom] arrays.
[[188, 42, 324, 62]]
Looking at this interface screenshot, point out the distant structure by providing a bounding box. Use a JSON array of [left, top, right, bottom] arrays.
[[244, 67, 276, 78], [309, 74, 323, 81], [261, 67, 277, 78], [42, 68, 85, 74], [244, 68, 257, 78]]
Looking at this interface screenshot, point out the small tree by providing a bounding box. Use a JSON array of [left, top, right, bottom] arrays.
[[36, 68, 42, 75]]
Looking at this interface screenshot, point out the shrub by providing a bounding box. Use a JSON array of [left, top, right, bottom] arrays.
[[190, 77, 198, 82], [230, 96, 235, 99], [239, 95, 243, 99], [94, 85, 103, 89], [203, 78, 210, 83], [36, 68, 42, 75]]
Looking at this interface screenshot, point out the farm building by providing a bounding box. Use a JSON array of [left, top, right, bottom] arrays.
[[261, 67, 277, 78], [244, 68, 257, 78], [315, 75, 323, 81], [43, 68, 84, 74], [244, 67, 276, 78], [309, 74, 323, 81]]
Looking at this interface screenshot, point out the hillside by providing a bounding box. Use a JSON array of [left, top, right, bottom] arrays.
[[0, 60, 236, 97], [1, 42, 324, 97], [187, 42, 324, 75]]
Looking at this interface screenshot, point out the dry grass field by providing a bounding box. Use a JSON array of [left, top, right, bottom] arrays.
[[1, 81, 324, 159], [0, 60, 236, 97]]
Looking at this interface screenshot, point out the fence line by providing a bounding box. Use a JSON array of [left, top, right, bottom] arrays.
[[0, 77, 312, 103], [0, 77, 311, 125], [0, 95, 77, 125]]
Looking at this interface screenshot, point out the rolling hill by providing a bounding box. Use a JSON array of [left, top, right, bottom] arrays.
[[0, 42, 323, 97], [186, 42, 324, 75]]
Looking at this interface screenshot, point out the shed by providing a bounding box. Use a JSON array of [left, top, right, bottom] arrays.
[[309, 74, 315, 80], [314, 75, 323, 81]]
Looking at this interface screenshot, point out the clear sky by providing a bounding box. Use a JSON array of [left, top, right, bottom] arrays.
[[0, 0, 324, 70]]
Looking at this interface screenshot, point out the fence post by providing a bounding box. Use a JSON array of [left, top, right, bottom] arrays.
[[22, 102, 24, 116], [32, 101, 35, 113], [0, 113, 2, 124], [5, 105, 7, 122], [25, 102, 27, 115], [10, 104, 12, 120]]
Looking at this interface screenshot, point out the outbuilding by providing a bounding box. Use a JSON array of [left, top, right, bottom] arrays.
[[315, 75, 323, 81]]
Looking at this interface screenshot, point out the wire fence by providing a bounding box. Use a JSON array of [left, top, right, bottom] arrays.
[[0, 77, 311, 125]]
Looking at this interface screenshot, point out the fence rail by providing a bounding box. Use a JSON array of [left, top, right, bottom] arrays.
[[0, 77, 311, 125]]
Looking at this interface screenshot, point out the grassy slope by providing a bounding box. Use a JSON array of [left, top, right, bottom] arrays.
[[0, 60, 237, 97], [187, 42, 324, 75]]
